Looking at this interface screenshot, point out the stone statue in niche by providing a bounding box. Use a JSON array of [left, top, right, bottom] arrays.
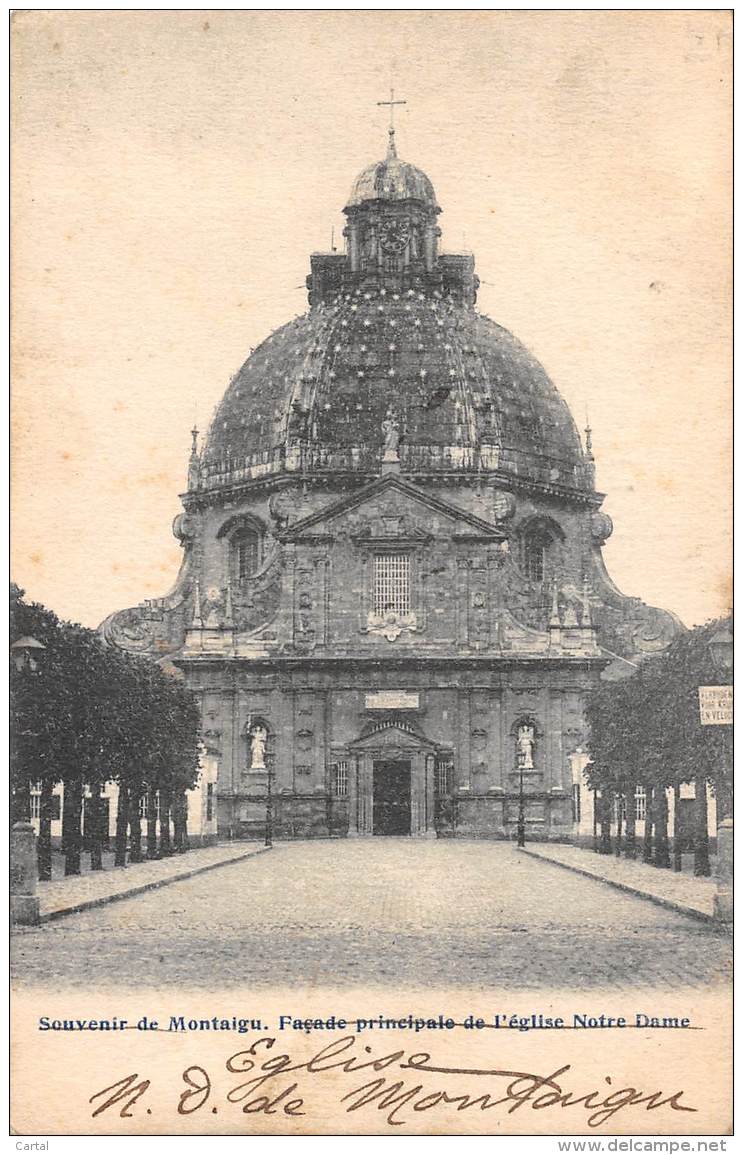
[[381, 411, 401, 459], [516, 724, 535, 770], [249, 724, 268, 770]]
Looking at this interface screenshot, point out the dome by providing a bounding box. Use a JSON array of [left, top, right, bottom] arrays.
[[346, 153, 439, 210], [201, 290, 589, 492]]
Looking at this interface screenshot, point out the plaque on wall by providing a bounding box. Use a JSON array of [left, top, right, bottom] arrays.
[[365, 690, 420, 710]]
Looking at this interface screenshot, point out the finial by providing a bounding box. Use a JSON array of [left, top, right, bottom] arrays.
[[584, 405, 593, 457], [191, 579, 203, 628], [190, 425, 199, 456], [377, 86, 406, 159], [549, 584, 561, 629]]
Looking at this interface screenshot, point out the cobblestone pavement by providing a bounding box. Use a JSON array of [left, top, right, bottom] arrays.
[[11, 840, 731, 990]]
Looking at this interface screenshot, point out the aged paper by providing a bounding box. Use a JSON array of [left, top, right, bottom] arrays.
[[10, 10, 732, 1139]]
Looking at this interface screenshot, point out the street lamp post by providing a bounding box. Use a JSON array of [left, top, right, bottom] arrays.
[[516, 763, 526, 848], [265, 752, 274, 849]]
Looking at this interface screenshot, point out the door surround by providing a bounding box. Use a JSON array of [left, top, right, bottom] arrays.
[[346, 722, 437, 838]]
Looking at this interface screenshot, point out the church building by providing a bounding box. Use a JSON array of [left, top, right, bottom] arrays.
[[103, 119, 680, 841]]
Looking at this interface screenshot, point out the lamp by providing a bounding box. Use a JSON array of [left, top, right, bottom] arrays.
[[11, 636, 46, 673], [708, 627, 733, 673]]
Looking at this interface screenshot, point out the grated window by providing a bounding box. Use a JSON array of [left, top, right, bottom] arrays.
[[435, 760, 453, 796], [332, 761, 349, 797], [374, 553, 410, 615], [634, 785, 647, 822]]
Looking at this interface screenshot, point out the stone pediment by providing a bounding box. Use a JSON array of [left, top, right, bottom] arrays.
[[349, 723, 437, 752], [280, 475, 506, 543]]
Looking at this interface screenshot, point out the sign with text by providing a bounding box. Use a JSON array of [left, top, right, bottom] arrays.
[[365, 690, 420, 710], [698, 685, 733, 725]]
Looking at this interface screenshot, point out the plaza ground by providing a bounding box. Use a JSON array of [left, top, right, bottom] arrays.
[[11, 840, 730, 990]]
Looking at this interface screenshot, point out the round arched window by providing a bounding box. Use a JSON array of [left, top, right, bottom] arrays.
[[232, 527, 262, 582], [520, 518, 564, 584]]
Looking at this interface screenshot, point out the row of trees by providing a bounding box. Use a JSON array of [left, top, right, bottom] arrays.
[[585, 616, 733, 876], [10, 584, 202, 878]]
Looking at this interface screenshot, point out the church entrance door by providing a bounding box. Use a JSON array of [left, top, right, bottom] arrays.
[[373, 760, 411, 835]]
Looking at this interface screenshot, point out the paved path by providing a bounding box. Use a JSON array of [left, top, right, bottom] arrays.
[[521, 843, 718, 922], [12, 840, 730, 990], [34, 842, 267, 921]]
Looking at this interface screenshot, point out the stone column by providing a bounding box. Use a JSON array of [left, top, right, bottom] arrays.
[[347, 755, 360, 837], [491, 690, 504, 793], [11, 822, 40, 925], [358, 756, 373, 835], [714, 817, 733, 923]]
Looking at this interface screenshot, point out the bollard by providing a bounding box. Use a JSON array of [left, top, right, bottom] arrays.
[[713, 816, 733, 923], [10, 821, 40, 926]]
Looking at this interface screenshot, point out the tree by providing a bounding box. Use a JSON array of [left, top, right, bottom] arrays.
[[585, 614, 733, 873], [11, 585, 202, 879]]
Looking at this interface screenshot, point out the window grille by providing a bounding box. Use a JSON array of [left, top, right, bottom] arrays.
[[206, 783, 214, 822], [524, 533, 549, 583], [634, 785, 647, 822], [234, 530, 261, 581], [373, 553, 410, 615], [332, 761, 349, 797], [30, 791, 40, 820], [435, 760, 453, 795], [572, 783, 581, 824]]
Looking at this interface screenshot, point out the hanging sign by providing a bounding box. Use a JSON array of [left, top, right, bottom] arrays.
[[698, 685, 733, 725]]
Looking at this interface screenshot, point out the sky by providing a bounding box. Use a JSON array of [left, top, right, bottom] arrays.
[[11, 10, 731, 630]]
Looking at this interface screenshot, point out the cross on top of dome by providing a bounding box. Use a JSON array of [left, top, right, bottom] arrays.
[[376, 85, 406, 160]]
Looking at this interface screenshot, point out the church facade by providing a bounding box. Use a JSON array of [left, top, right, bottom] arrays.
[[103, 126, 680, 841]]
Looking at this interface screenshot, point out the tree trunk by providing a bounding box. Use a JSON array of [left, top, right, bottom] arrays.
[[88, 787, 104, 871], [146, 788, 159, 859], [624, 785, 637, 860], [129, 789, 143, 863], [159, 788, 173, 857], [592, 789, 598, 852], [172, 792, 188, 853], [654, 786, 671, 868], [693, 774, 711, 876], [672, 783, 682, 872], [598, 791, 612, 855], [642, 787, 654, 864], [63, 778, 83, 876], [614, 792, 623, 857], [37, 779, 54, 881], [114, 782, 129, 867], [13, 778, 31, 825]]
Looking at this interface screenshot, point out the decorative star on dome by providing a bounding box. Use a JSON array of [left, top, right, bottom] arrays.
[[363, 319, 371, 328], [419, 370, 427, 378], [444, 343, 452, 351], [351, 304, 358, 311], [388, 343, 396, 351], [449, 369, 457, 377], [388, 369, 395, 377], [414, 319, 421, 327], [380, 289, 386, 296]]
